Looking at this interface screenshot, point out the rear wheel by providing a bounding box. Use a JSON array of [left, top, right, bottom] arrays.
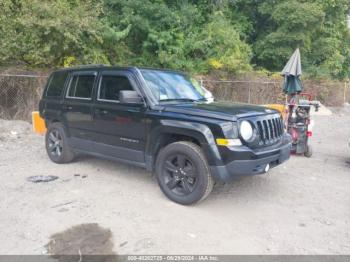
[[155, 141, 214, 205], [45, 122, 75, 163]]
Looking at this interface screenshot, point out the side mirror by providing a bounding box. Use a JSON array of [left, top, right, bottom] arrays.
[[119, 90, 143, 104]]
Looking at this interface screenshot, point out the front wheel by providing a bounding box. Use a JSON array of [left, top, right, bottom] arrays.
[[155, 141, 214, 205]]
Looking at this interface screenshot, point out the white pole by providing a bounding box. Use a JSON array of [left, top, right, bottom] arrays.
[[344, 81, 347, 105], [248, 82, 251, 104]]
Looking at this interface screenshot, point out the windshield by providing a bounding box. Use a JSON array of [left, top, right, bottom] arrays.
[[140, 69, 205, 103]]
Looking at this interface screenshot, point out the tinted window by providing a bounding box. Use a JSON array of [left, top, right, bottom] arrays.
[[98, 75, 133, 101], [46, 71, 68, 97], [67, 74, 95, 99]]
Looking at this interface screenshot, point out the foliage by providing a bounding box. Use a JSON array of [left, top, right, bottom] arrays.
[[0, 0, 349, 79], [254, 1, 325, 69], [102, 1, 251, 73], [251, 0, 350, 79], [0, 0, 108, 67], [196, 13, 252, 73]]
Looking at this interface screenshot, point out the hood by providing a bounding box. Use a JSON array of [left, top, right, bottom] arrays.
[[162, 101, 277, 121]]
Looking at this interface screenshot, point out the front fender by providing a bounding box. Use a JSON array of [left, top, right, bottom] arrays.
[[146, 119, 223, 168]]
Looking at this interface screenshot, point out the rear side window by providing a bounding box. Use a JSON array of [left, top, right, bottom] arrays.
[[67, 74, 96, 99], [98, 75, 134, 102], [46, 71, 68, 97]]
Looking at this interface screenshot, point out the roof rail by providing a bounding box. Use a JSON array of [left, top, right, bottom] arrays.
[[67, 64, 108, 69]]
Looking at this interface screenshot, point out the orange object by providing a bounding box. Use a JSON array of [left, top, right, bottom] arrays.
[[32, 111, 47, 134], [264, 104, 287, 120]]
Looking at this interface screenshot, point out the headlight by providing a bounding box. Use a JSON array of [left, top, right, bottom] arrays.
[[240, 121, 254, 141]]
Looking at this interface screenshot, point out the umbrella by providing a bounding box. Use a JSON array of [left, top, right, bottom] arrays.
[[281, 48, 303, 94]]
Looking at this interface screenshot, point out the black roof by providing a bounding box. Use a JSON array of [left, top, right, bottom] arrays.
[[55, 64, 134, 72], [53, 65, 185, 74]]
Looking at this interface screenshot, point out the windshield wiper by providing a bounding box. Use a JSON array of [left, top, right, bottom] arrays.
[[159, 98, 197, 103], [195, 97, 208, 102]]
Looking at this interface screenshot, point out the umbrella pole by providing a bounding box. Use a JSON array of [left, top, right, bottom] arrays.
[[284, 94, 289, 127]]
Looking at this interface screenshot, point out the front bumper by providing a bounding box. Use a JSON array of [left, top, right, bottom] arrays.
[[210, 135, 292, 182]]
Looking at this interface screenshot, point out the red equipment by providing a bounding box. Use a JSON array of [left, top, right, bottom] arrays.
[[286, 93, 319, 157]]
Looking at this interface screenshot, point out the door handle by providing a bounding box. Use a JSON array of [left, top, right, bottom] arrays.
[[95, 109, 109, 115], [63, 105, 73, 110]]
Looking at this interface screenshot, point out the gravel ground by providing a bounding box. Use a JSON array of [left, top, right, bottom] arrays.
[[0, 109, 349, 255]]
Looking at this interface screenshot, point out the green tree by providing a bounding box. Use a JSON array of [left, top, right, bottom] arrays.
[[248, 0, 350, 79], [195, 12, 252, 72], [253, 0, 325, 70], [103, 0, 251, 73], [103, 0, 204, 70], [0, 0, 349, 79], [307, 0, 350, 79], [0, 0, 108, 67]]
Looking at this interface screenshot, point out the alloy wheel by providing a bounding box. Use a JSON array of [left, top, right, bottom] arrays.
[[48, 130, 63, 157], [162, 154, 197, 196]]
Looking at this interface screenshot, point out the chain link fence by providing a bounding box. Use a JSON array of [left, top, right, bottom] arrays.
[[199, 78, 349, 106], [200, 79, 285, 105], [0, 74, 48, 121], [0, 73, 348, 122]]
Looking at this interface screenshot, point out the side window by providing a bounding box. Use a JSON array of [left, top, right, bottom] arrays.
[[46, 71, 68, 97], [67, 74, 95, 99], [98, 75, 134, 102]]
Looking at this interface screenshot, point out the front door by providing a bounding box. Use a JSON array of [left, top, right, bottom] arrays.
[[62, 70, 97, 150], [92, 70, 147, 163]]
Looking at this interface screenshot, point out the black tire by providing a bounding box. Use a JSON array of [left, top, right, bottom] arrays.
[[45, 122, 75, 164], [304, 144, 313, 158], [155, 141, 214, 205]]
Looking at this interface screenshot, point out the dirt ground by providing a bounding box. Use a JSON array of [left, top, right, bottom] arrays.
[[0, 108, 349, 255]]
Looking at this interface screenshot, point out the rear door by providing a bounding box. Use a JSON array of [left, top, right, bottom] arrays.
[[63, 70, 97, 150], [91, 70, 147, 164]]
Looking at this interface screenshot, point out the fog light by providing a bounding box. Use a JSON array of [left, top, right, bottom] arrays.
[[265, 164, 270, 173]]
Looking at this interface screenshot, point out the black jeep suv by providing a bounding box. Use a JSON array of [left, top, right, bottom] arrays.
[[39, 65, 291, 205]]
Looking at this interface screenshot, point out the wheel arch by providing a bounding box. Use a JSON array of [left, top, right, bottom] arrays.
[[45, 118, 71, 137], [146, 120, 223, 171]]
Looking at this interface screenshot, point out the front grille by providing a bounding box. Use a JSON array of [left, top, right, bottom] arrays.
[[254, 115, 284, 146]]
